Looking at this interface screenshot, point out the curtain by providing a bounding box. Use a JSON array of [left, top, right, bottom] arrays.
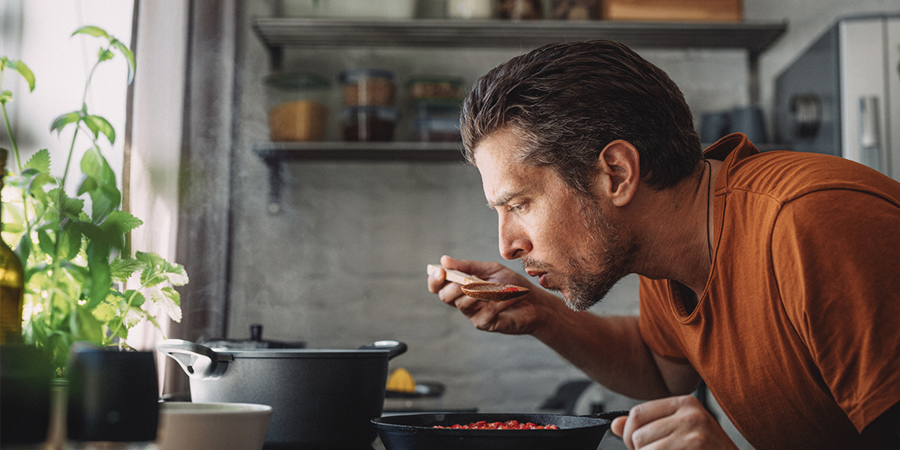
[[132, 0, 240, 397], [128, 0, 240, 396]]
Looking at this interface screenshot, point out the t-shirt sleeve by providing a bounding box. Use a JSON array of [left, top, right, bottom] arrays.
[[638, 276, 689, 363], [772, 189, 900, 432]]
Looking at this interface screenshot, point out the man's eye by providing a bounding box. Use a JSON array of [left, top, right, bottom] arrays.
[[507, 204, 525, 213]]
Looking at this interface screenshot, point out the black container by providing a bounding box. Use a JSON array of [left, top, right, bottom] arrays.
[[0, 344, 53, 445], [66, 345, 159, 442]]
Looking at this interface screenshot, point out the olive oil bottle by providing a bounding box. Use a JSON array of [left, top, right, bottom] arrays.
[[0, 148, 25, 344]]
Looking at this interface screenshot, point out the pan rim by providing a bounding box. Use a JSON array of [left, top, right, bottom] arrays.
[[372, 412, 611, 434]]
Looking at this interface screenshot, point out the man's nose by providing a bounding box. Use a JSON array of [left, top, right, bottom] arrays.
[[498, 218, 531, 260]]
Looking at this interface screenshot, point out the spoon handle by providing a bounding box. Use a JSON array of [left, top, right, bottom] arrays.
[[426, 264, 485, 285]]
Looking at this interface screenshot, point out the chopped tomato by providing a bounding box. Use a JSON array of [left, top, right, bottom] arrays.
[[434, 420, 558, 430]]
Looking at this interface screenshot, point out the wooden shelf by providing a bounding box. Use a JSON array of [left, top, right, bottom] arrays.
[[254, 141, 467, 213], [255, 141, 465, 162], [252, 18, 787, 54]]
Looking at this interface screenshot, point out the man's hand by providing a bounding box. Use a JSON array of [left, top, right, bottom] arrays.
[[611, 396, 738, 450], [427, 255, 561, 336]]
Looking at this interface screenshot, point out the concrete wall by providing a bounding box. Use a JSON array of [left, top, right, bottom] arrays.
[[225, 1, 898, 447]]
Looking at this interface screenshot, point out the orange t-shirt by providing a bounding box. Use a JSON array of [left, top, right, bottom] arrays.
[[639, 134, 900, 449]]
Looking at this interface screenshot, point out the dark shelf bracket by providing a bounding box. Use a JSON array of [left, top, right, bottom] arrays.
[[263, 156, 284, 215]]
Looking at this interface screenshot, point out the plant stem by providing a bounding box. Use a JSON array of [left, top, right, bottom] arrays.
[[48, 57, 102, 319], [106, 287, 141, 346], [1, 79, 32, 262], [1, 103, 23, 171]]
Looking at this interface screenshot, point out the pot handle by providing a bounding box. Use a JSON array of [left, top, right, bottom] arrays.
[[587, 409, 631, 421], [156, 339, 232, 380], [358, 340, 408, 360]]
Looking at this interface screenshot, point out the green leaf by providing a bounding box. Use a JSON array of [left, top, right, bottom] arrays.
[[12, 60, 36, 92], [84, 240, 112, 309], [110, 40, 136, 85], [97, 48, 114, 63], [122, 305, 146, 328], [37, 229, 55, 256], [92, 301, 117, 323], [72, 26, 109, 39], [6, 165, 54, 202], [0, 90, 12, 105], [82, 115, 115, 144], [58, 223, 82, 261], [129, 291, 146, 308], [14, 231, 32, 269], [73, 220, 109, 246], [71, 304, 105, 345], [25, 149, 51, 173], [78, 147, 120, 220], [137, 252, 189, 287], [144, 314, 162, 332], [50, 111, 82, 135], [100, 210, 143, 236], [110, 258, 144, 283], [107, 316, 124, 341], [59, 261, 89, 284], [49, 189, 86, 220], [2, 221, 23, 234], [148, 286, 182, 323], [0, 58, 35, 92]]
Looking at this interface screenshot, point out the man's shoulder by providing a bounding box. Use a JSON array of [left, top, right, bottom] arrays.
[[722, 148, 900, 207]]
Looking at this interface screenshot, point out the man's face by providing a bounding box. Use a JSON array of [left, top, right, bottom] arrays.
[[474, 128, 636, 311]]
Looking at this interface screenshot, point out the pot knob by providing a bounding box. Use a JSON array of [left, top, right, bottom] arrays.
[[156, 340, 232, 380], [358, 340, 408, 360]]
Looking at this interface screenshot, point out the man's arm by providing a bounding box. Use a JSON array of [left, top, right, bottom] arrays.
[[430, 256, 699, 400], [532, 306, 700, 400]]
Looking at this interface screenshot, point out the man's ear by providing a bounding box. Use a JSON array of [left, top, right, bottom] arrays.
[[595, 140, 640, 207]]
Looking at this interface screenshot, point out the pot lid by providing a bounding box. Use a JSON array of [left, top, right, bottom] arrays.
[[215, 340, 407, 360], [203, 324, 306, 350]]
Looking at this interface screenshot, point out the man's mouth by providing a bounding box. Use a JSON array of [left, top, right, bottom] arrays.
[[526, 269, 549, 288]]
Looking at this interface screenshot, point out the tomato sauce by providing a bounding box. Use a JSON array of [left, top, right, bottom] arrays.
[[499, 286, 524, 292], [433, 420, 558, 430]]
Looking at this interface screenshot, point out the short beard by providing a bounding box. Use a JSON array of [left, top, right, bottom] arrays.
[[561, 194, 637, 311]]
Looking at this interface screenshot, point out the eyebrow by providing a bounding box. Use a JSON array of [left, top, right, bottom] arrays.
[[487, 190, 524, 209]]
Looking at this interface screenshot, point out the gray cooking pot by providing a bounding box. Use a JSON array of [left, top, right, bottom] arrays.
[[158, 339, 406, 449]]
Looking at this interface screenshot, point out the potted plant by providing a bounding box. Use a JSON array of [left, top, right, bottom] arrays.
[[0, 25, 187, 376]]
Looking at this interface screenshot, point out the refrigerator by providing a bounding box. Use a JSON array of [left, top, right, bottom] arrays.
[[775, 14, 900, 181]]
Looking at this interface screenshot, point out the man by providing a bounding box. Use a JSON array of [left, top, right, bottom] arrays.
[[427, 40, 900, 449]]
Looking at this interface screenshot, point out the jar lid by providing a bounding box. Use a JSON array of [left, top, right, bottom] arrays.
[[415, 116, 460, 131], [341, 106, 399, 121], [264, 72, 330, 90], [415, 98, 463, 111], [338, 68, 395, 84]]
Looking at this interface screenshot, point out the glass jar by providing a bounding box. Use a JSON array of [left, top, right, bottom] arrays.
[[323, 0, 417, 19], [550, 0, 600, 20], [339, 69, 396, 107], [411, 99, 462, 142], [447, 0, 495, 19], [264, 72, 330, 142], [341, 106, 398, 142], [407, 76, 465, 101], [278, 0, 324, 17], [498, 0, 543, 20], [414, 117, 462, 142]]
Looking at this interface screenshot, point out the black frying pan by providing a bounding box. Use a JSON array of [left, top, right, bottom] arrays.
[[372, 410, 629, 450]]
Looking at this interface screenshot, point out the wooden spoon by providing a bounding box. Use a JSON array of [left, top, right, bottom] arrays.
[[427, 264, 529, 301]]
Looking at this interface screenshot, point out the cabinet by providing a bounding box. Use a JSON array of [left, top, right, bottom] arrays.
[[251, 18, 787, 212]]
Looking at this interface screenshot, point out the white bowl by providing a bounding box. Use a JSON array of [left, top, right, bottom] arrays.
[[157, 402, 273, 450]]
